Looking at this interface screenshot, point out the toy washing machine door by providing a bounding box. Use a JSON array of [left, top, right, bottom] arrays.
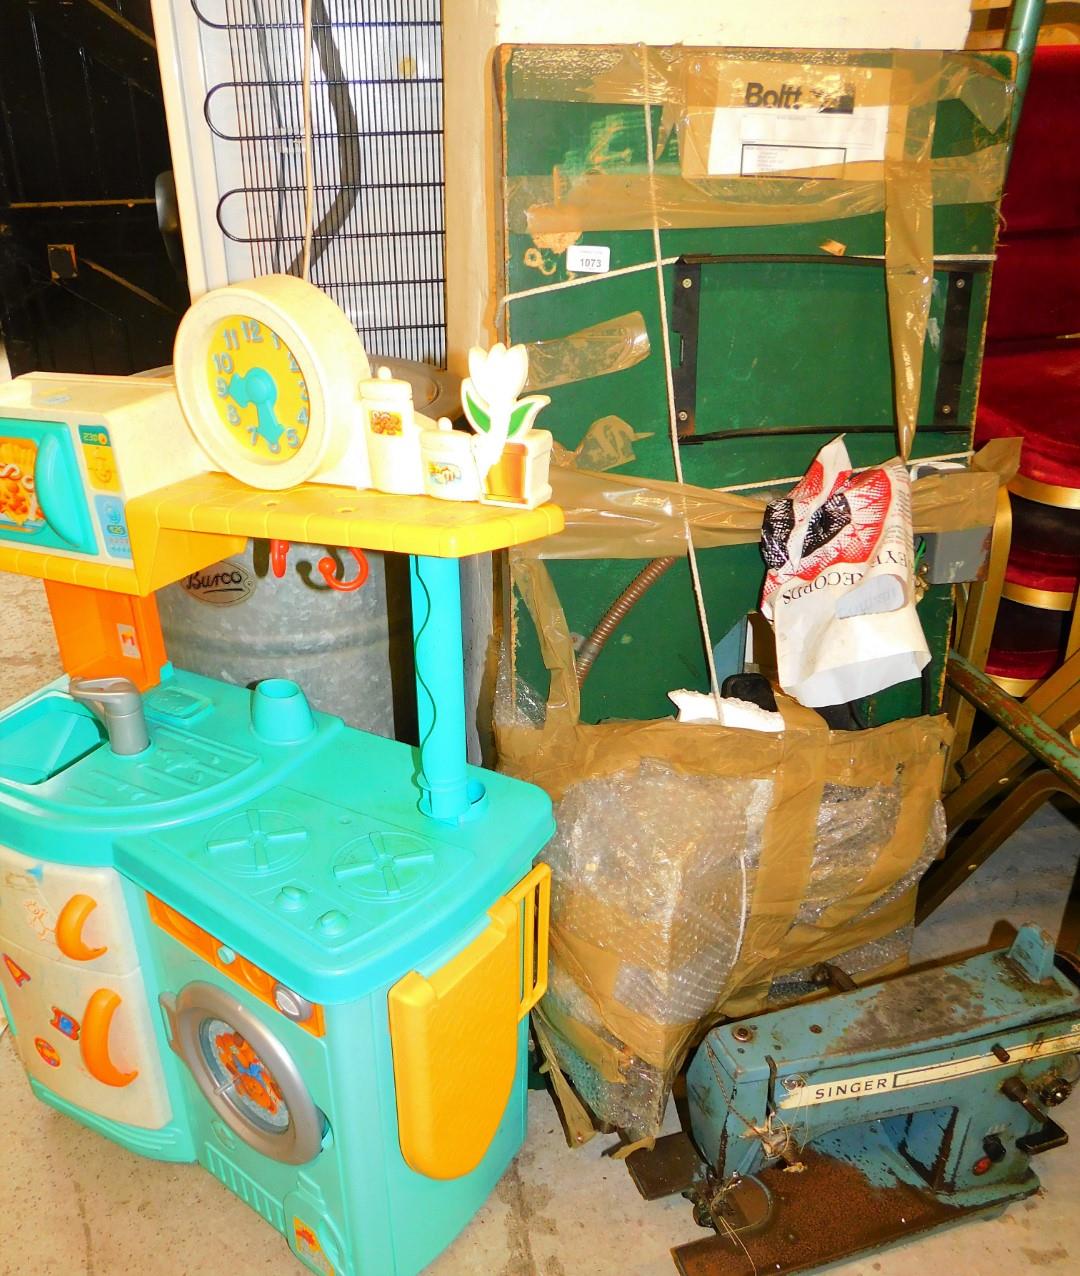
[[162, 982, 324, 1165]]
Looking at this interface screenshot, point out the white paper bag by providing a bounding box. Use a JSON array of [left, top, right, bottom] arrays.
[[760, 437, 930, 707]]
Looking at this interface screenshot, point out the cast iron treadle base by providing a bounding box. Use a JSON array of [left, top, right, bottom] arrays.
[[626, 1132, 706, 1201], [671, 1149, 971, 1275]]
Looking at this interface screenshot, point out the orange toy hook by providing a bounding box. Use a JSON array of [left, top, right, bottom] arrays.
[[270, 539, 291, 579], [317, 548, 369, 593]]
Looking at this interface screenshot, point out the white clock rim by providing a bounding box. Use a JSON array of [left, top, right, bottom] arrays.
[[175, 286, 334, 491]]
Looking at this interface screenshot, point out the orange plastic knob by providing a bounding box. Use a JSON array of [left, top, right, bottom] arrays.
[[55, 894, 108, 962], [81, 989, 138, 1088]]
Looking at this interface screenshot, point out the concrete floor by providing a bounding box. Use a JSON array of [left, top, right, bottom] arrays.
[[1, 573, 1079, 1275]]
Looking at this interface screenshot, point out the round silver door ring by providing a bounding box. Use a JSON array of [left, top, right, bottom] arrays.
[[167, 981, 325, 1165]]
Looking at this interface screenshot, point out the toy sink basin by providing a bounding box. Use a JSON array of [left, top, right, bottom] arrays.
[[0, 694, 106, 784]]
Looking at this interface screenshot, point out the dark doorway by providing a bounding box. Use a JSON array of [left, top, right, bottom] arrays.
[[0, 1, 185, 377]]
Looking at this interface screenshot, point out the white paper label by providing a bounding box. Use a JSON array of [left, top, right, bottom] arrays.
[[567, 244, 611, 274], [708, 101, 890, 177], [778, 1026, 1080, 1110]]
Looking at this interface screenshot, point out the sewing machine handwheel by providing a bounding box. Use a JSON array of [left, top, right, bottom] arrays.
[[706, 1175, 774, 1236]]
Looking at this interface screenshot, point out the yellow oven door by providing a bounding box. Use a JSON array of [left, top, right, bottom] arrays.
[[388, 864, 550, 1180]]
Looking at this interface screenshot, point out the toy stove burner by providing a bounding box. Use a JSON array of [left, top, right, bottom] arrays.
[[332, 831, 434, 901], [203, 809, 310, 876]]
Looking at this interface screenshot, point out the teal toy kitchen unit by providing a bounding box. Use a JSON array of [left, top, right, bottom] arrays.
[[0, 317, 565, 1274]]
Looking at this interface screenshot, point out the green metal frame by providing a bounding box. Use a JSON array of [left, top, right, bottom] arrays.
[[500, 47, 1015, 724]]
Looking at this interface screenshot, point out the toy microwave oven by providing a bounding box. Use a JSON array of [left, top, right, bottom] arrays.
[[0, 373, 206, 566]]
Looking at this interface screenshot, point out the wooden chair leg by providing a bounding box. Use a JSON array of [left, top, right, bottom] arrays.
[[918, 769, 1070, 923], [944, 649, 1080, 828], [944, 486, 1013, 790]]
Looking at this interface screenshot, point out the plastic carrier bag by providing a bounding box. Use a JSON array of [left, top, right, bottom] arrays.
[[498, 557, 949, 1140], [760, 436, 930, 707]]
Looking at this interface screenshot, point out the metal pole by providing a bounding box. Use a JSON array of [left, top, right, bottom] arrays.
[[1004, 0, 1047, 163], [946, 652, 1080, 793], [409, 553, 471, 822]]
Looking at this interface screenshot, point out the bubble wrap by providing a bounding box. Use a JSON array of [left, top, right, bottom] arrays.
[[544, 965, 669, 1137], [769, 926, 917, 1006], [542, 763, 947, 1139], [545, 760, 772, 1028]]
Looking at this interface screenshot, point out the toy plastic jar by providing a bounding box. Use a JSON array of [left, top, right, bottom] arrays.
[[360, 366, 424, 495], [420, 420, 482, 501]]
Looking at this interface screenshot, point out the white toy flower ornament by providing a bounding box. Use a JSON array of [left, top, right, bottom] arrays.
[[462, 342, 550, 479]]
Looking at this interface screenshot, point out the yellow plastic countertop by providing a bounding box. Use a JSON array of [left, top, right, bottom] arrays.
[[0, 546, 142, 594], [128, 472, 565, 566]]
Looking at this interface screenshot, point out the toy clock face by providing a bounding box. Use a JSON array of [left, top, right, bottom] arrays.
[[204, 313, 310, 462], [175, 274, 371, 491]]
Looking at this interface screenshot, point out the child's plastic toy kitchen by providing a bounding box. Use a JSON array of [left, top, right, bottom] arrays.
[[0, 276, 563, 1276]]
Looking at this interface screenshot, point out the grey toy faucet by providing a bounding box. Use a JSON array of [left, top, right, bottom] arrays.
[[68, 676, 150, 756]]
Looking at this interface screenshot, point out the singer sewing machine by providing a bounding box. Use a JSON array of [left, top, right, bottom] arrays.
[[631, 926, 1080, 1275]]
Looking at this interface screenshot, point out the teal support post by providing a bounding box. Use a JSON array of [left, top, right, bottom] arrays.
[[410, 554, 471, 822], [1005, 0, 1046, 163]]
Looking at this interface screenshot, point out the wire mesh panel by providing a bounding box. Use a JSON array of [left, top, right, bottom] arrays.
[[191, 0, 446, 365]]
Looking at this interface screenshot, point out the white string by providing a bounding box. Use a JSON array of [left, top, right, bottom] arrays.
[[498, 252, 995, 318], [498, 255, 680, 315], [638, 54, 750, 969], [716, 1210, 760, 1276], [300, 0, 315, 281], [639, 86, 722, 708]]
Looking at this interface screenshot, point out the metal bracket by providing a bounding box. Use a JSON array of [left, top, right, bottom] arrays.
[[671, 258, 702, 436], [668, 254, 987, 445], [932, 270, 975, 426]]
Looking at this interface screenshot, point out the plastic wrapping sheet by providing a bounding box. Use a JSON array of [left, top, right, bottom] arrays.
[[502, 557, 951, 1137], [524, 311, 650, 391], [499, 44, 1014, 459], [516, 437, 1017, 560]]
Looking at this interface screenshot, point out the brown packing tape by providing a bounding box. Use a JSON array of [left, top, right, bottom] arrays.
[[502, 46, 1012, 459], [610, 1136, 657, 1160], [550, 928, 698, 1069], [524, 311, 651, 391], [550, 415, 653, 474], [509, 156, 1008, 238], [516, 443, 1006, 560], [718, 891, 917, 1019], [773, 719, 947, 943], [713, 712, 949, 1012], [970, 434, 1022, 486], [504, 44, 685, 106], [532, 1015, 600, 1148], [536, 996, 630, 1086], [503, 48, 1011, 235], [506, 45, 1011, 117], [883, 52, 941, 459], [546, 892, 916, 1083], [717, 695, 829, 1012]]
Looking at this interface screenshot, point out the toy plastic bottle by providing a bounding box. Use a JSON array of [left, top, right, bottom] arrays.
[[360, 366, 424, 495]]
